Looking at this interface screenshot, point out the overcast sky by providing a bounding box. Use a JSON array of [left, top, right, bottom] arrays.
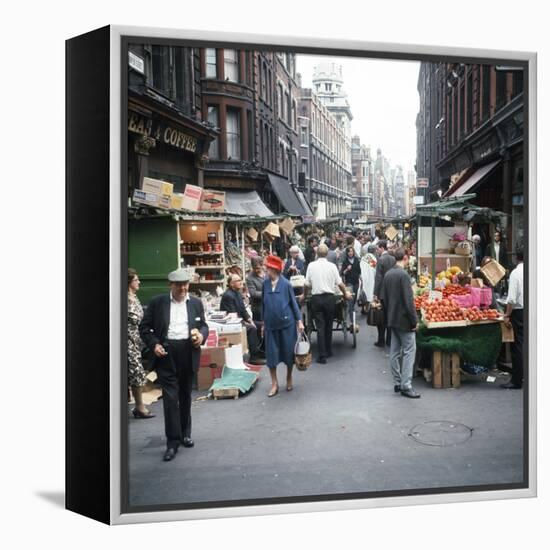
[[296, 55, 420, 177]]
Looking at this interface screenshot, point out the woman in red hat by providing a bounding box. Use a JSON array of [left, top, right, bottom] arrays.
[[262, 255, 304, 396]]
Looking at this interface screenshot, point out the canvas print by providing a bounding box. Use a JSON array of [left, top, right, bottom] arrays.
[[124, 41, 526, 510]]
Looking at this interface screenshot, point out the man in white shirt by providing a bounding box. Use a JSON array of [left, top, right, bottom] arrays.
[[305, 244, 351, 363], [140, 268, 209, 461], [501, 248, 524, 389]]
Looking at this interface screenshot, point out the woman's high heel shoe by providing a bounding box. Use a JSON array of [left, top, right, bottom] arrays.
[[132, 408, 155, 419], [268, 385, 279, 397]]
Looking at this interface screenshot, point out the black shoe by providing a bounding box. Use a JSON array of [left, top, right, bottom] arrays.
[[401, 388, 421, 398], [327, 352, 333, 358], [374, 341, 384, 348], [249, 356, 267, 365], [394, 385, 401, 393], [163, 447, 178, 461], [500, 382, 522, 389], [317, 357, 327, 364], [182, 437, 194, 448], [132, 408, 155, 419]]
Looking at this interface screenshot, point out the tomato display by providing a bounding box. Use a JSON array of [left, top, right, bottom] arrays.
[[422, 299, 466, 323], [462, 307, 501, 322], [442, 284, 470, 298]]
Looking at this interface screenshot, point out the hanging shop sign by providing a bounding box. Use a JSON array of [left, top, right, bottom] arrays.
[[128, 110, 198, 153], [416, 177, 429, 189]]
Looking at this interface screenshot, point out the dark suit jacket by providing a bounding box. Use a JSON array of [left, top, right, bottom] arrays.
[[380, 266, 418, 332], [139, 294, 209, 373], [340, 255, 361, 286], [374, 252, 396, 298], [485, 241, 508, 269], [219, 288, 251, 322]]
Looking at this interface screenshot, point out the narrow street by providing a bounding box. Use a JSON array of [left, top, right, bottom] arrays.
[[129, 322, 523, 508]]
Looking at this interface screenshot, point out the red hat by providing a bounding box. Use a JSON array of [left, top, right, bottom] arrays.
[[265, 255, 284, 272]]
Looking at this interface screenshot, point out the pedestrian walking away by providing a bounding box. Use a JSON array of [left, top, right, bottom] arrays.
[[262, 255, 304, 397], [373, 239, 396, 347], [139, 268, 209, 462], [501, 247, 524, 390], [305, 244, 352, 364], [380, 248, 420, 398]]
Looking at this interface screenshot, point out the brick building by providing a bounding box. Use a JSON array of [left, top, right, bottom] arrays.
[[416, 62, 524, 252]]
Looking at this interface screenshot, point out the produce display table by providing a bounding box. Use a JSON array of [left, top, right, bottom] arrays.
[[416, 322, 502, 368]]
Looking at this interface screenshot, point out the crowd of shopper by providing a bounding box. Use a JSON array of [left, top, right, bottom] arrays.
[[128, 224, 525, 461]]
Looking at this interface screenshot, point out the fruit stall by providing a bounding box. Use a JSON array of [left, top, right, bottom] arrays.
[[412, 196, 509, 388]]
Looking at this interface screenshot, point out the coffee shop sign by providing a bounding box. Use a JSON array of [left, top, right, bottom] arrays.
[[128, 111, 198, 153]]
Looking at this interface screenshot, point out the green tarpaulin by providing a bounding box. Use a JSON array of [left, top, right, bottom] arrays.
[[416, 322, 502, 367], [209, 367, 258, 393]]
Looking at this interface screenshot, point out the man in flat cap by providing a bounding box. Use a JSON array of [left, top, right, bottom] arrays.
[[140, 268, 209, 462]]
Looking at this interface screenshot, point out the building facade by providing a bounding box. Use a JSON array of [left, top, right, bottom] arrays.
[[416, 62, 524, 252], [351, 136, 374, 217], [126, 44, 218, 197], [297, 87, 353, 218]]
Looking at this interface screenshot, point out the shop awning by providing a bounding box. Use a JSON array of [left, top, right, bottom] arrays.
[[224, 190, 274, 217], [445, 160, 501, 198], [268, 174, 312, 216]]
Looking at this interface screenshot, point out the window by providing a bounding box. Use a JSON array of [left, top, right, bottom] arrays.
[[459, 84, 465, 137], [481, 65, 491, 122], [207, 106, 219, 159], [224, 49, 239, 82], [205, 48, 217, 78], [226, 109, 241, 160], [325, 83, 332, 92], [247, 110, 254, 161], [513, 71, 524, 97], [453, 88, 458, 144], [496, 70, 507, 111], [466, 72, 473, 134], [300, 126, 308, 145], [151, 45, 169, 93], [260, 63, 267, 99], [301, 158, 308, 176]]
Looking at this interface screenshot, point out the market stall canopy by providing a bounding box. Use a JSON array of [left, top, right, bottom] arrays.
[[445, 160, 501, 198], [268, 174, 313, 216], [224, 190, 274, 217], [415, 194, 506, 224]]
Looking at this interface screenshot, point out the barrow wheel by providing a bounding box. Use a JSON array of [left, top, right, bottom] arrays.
[[351, 310, 357, 348], [342, 317, 348, 345]]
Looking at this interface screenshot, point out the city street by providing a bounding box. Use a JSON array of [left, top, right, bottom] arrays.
[[128, 322, 524, 508]]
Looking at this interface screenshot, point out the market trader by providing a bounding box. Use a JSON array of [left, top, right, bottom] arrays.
[[220, 273, 265, 365], [305, 244, 352, 364], [139, 268, 209, 462], [501, 247, 524, 390]]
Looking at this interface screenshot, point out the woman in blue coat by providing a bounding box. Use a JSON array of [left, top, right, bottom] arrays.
[[262, 255, 304, 397]]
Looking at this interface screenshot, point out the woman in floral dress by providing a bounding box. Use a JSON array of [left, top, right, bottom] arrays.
[[128, 268, 154, 419]]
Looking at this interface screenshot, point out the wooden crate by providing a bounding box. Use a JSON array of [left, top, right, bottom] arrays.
[[212, 387, 240, 400], [432, 350, 461, 389]]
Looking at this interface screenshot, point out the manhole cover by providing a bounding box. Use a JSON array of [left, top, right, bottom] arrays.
[[408, 421, 473, 447]]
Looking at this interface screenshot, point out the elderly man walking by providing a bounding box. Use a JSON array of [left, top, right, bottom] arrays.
[[139, 268, 209, 461], [380, 248, 420, 398], [305, 244, 351, 364]]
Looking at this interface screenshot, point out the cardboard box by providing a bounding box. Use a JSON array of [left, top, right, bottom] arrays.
[[133, 189, 159, 207], [480, 259, 506, 287], [218, 327, 248, 354], [158, 195, 172, 209], [199, 346, 226, 369], [200, 189, 226, 212], [142, 176, 173, 198], [171, 192, 184, 210], [197, 365, 224, 391], [181, 184, 203, 211]]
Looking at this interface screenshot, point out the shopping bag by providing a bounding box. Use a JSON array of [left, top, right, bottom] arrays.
[[367, 302, 385, 327], [357, 288, 368, 307], [290, 274, 306, 288], [294, 332, 311, 371], [501, 321, 515, 343]]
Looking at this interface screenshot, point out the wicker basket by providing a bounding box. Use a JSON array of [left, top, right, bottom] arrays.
[[295, 352, 312, 371]]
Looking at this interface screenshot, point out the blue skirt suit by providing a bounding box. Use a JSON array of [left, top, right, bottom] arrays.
[[262, 276, 302, 369]]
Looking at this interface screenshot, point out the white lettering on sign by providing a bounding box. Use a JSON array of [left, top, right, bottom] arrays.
[[128, 51, 145, 74]]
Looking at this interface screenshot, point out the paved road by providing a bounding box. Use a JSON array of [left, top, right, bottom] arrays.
[[128, 322, 524, 508]]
